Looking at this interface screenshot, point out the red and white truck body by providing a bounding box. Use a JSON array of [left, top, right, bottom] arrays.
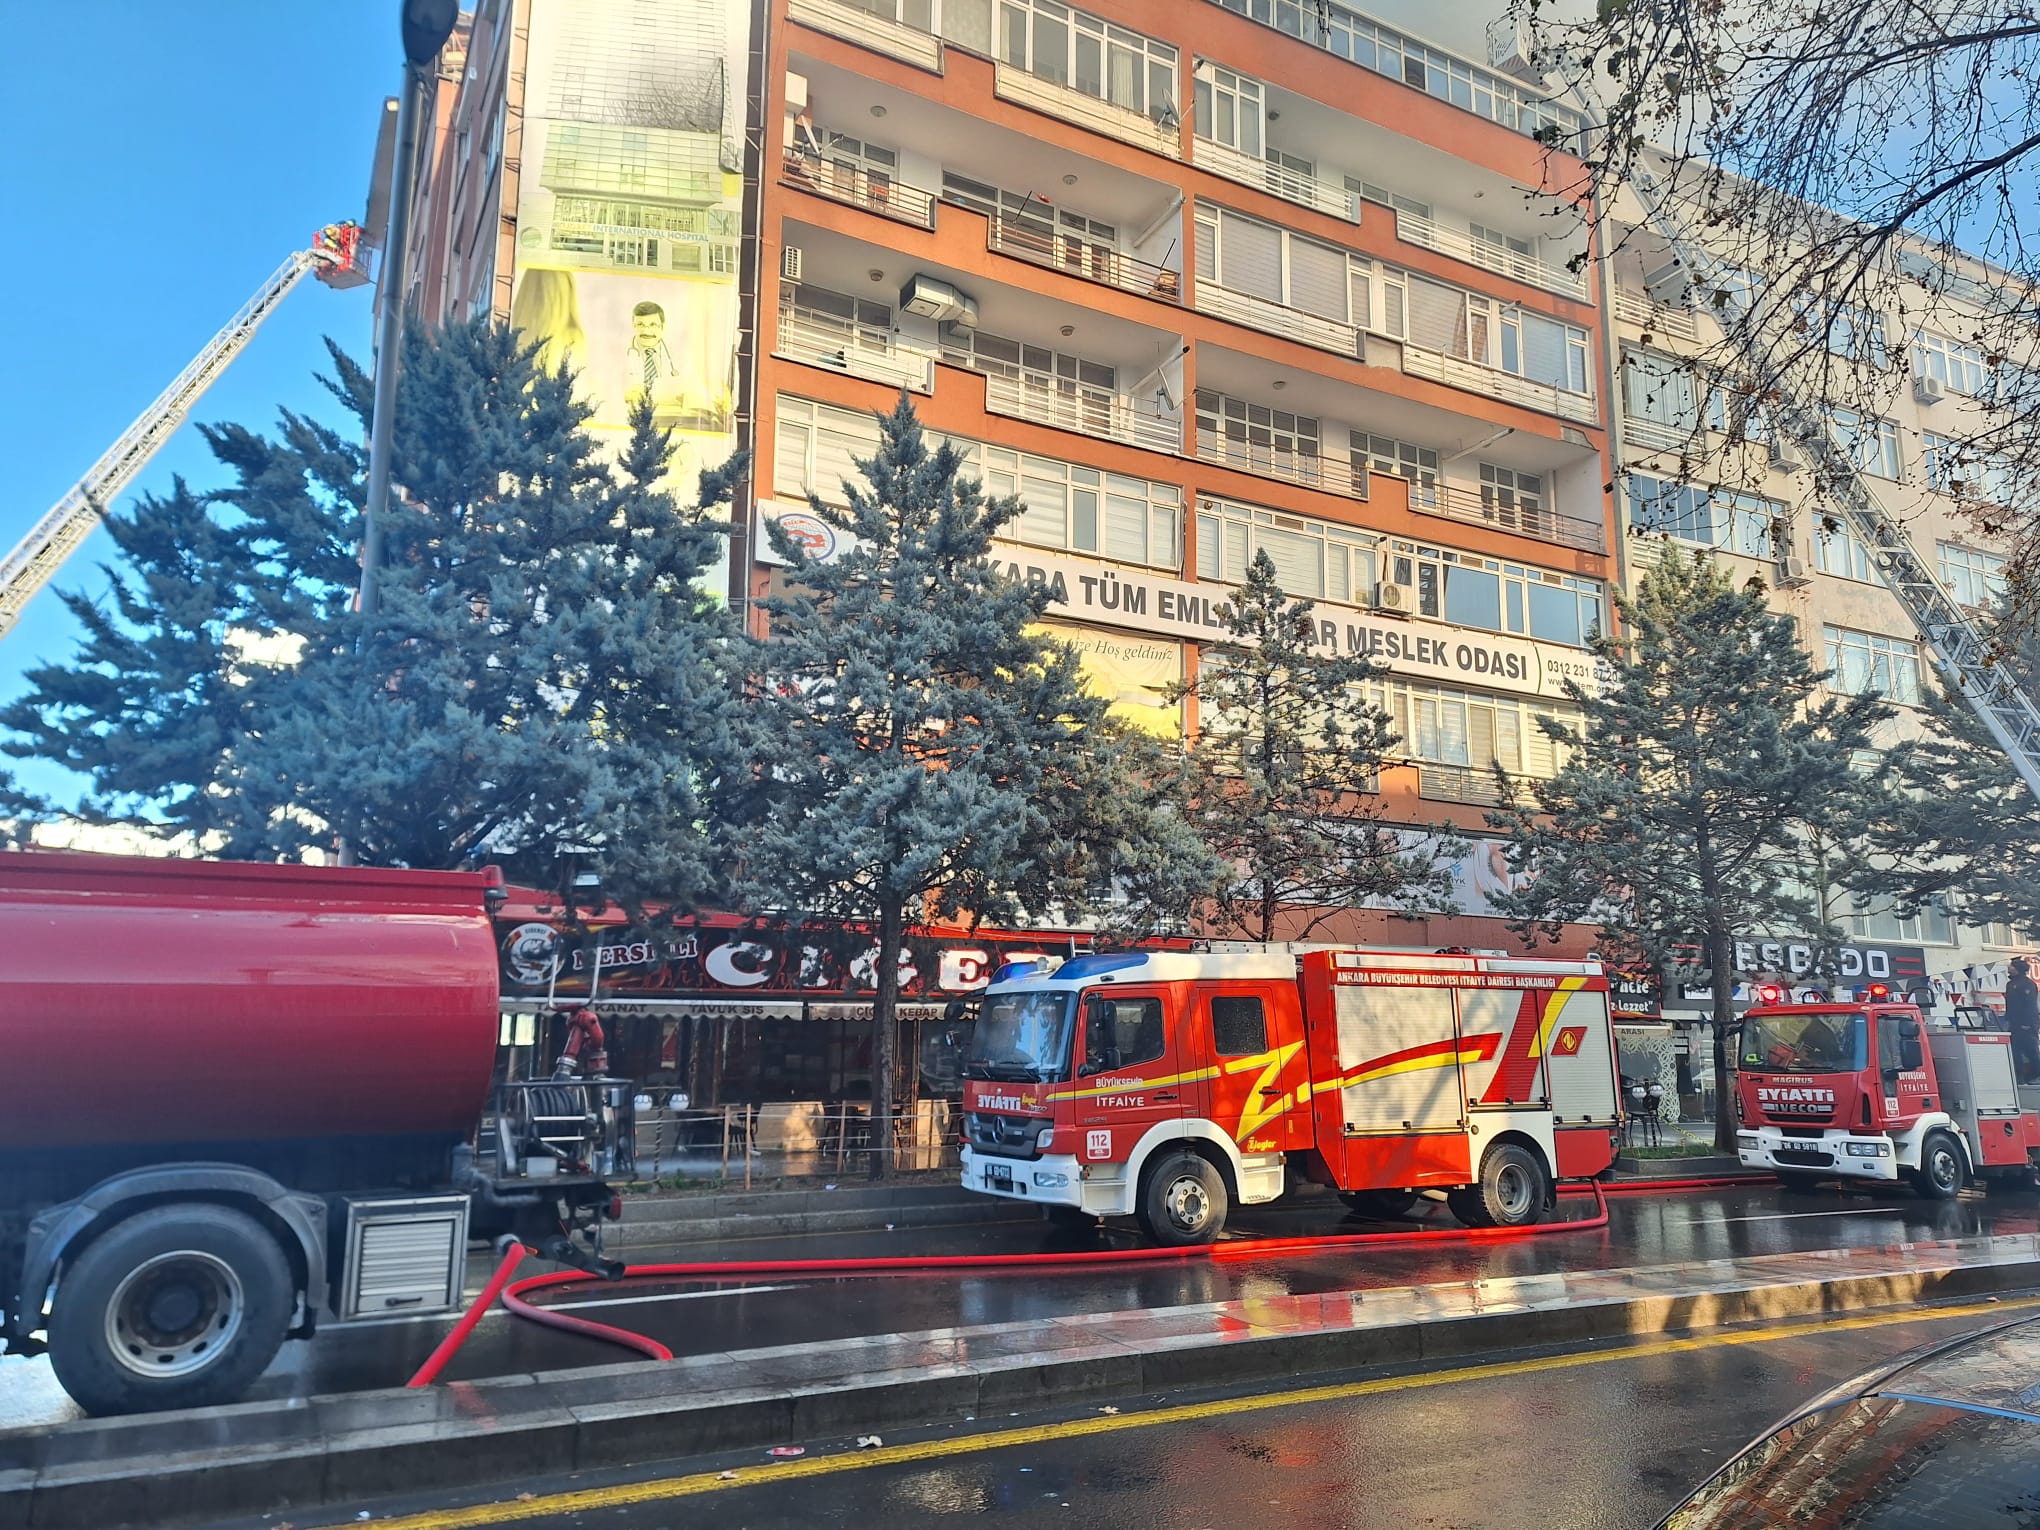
[[959, 948, 1621, 1242], [1734, 1001, 2040, 1196]]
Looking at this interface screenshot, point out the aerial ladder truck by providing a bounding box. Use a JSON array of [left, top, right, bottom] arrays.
[[0, 222, 368, 642]]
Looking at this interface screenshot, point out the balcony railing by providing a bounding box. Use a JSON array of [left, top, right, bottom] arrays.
[[984, 372, 1183, 455], [1193, 282, 1362, 359], [781, 152, 938, 229], [1613, 286, 1698, 338], [1195, 429, 1368, 501], [1396, 478, 1606, 554], [1417, 763, 1510, 806], [1400, 342, 1598, 425], [1393, 211, 1588, 300], [993, 64, 1182, 158], [1621, 415, 1704, 455], [775, 309, 934, 393], [787, 0, 943, 72], [984, 214, 1183, 303], [1193, 137, 1354, 221]]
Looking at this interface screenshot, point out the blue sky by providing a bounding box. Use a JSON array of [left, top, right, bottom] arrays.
[[0, 3, 394, 803]]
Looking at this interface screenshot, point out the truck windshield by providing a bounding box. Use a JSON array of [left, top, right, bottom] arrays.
[[965, 991, 1075, 1083], [1740, 1012, 1867, 1074]]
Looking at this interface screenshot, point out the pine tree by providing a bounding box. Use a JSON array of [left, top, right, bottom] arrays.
[[735, 395, 1208, 1174], [1168, 549, 1456, 942], [1489, 547, 1889, 1149], [2, 319, 742, 908], [1845, 624, 2040, 935]]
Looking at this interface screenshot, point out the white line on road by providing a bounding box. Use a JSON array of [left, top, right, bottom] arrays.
[[338, 1284, 791, 1328], [1681, 1206, 1913, 1224]]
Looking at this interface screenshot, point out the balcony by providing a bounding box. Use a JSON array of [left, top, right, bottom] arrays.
[[787, 0, 943, 73], [1400, 343, 1597, 425], [1401, 480, 1605, 554], [775, 307, 933, 393], [984, 214, 1183, 304], [1621, 415, 1703, 455], [1193, 137, 1354, 221], [1614, 286, 1698, 338], [1195, 428, 1368, 501], [1417, 763, 1510, 807], [993, 65, 1182, 158], [1192, 282, 1361, 360], [1394, 210, 1588, 300], [984, 372, 1183, 455], [782, 152, 938, 229]]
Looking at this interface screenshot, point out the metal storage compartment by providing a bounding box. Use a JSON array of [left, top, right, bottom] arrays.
[[338, 1195, 469, 1320]]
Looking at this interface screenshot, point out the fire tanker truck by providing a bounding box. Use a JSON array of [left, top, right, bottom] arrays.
[[0, 852, 631, 1415], [1733, 991, 2040, 1196], [958, 947, 1622, 1243]]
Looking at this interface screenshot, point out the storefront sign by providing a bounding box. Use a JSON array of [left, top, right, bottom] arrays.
[[1611, 967, 1662, 1015], [497, 914, 1108, 1005], [756, 503, 1596, 701], [1031, 619, 1183, 737]]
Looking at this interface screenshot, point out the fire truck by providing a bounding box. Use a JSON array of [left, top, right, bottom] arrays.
[[1733, 992, 2040, 1196], [957, 948, 1622, 1244]]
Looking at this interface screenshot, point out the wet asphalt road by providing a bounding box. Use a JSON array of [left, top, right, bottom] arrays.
[[226, 1298, 2035, 1530], [6, 1179, 2037, 1433]]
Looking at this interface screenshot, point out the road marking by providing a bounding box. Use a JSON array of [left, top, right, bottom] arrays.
[[1684, 1207, 1912, 1224], [335, 1285, 790, 1329], [305, 1293, 2040, 1529]]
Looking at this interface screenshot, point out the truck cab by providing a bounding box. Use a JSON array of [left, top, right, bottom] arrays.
[[1733, 1000, 2040, 1197]]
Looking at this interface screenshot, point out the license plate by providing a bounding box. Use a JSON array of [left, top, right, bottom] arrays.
[[986, 1164, 1014, 1191]]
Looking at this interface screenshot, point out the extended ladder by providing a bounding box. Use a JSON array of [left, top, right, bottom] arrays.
[[0, 224, 366, 642]]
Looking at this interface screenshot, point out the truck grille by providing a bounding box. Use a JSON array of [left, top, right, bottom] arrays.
[[1773, 1147, 1835, 1168], [964, 1112, 1042, 1160]]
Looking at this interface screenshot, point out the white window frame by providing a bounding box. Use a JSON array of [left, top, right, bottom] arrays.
[[1938, 542, 2006, 608], [1824, 624, 1923, 706], [1385, 539, 1603, 647], [1914, 330, 1987, 396], [1196, 495, 1378, 603], [1811, 519, 1875, 583], [1628, 474, 1782, 559], [1830, 410, 1903, 481], [1192, 60, 1263, 156], [968, 442, 1183, 570]]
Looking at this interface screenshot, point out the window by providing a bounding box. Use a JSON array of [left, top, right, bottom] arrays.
[[1825, 625, 1923, 705], [1194, 202, 1358, 321], [1830, 410, 1902, 480], [1629, 474, 1782, 558], [1197, 497, 1377, 602], [1346, 177, 1432, 221], [1621, 349, 1704, 433], [1938, 543, 2006, 608], [1386, 540, 1603, 647], [1083, 994, 1166, 1071], [1211, 0, 1580, 143], [1478, 464, 1544, 533], [1210, 996, 1268, 1056], [1913, 331, 1988, 396], [998, 1, 1178, 121], [1193, 62, 1263, 155], [1195, 389, 1322, 479], [785, 284, 892, 349], [1795, 296, 1887, 365], [775, 395, 884, 504], [1356, 434, 1440, 508], [1979, 921, 2025, 948], [940, 327, 1115, 393], [1843, 896, 1954, 946], [1812, 520, 1875, 583], [1397, 270, 1589, 393], [965, 444, 1182, 570], [1369, 677, 1579, 778], [1924, 432, 2019, 508]]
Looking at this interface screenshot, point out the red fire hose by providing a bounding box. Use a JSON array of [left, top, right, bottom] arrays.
[[407, 1241, 528, 1387]]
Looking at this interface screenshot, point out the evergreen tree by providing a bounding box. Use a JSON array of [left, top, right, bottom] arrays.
[[1489, 547, 1888, 1149], [1845, 624, 2040, 934], [735, 396, 1210, 1174], [2, 319, 741, 907], [1167, 549, 1455, 942]]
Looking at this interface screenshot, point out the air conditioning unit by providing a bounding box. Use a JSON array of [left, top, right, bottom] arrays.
[[1372, 581, 1416, 615], [900, 274, 979, 326], [1642, 256, 1690, 307], [1913, 374, 1946, 406], [1769, 438, 1805, 471], [1774, 555, 1811, 589], [781, 245, 804, 282], [1485, 16, 1547, 82]]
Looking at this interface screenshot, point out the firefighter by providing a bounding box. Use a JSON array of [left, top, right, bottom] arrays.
[[2006, 959, 2040, 1084], [551, 1007, 609, 1080]]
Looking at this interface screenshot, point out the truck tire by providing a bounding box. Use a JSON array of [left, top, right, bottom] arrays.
[[1913, 1130, 1966, 1202], [1341, 1189, 1419, 1219], [1446, 1143, 1547, 1229], [48, 1203, 294, 1416], [1138, 1151, 1227, 1246]]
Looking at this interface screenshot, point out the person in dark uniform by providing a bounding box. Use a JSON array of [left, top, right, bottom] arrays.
[[2005, 958, 2040, 1084]]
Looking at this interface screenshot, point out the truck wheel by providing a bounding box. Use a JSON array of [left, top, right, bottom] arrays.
[[48, 1204, 294, 1416], [1914, 1130, 1966, 1201], [1138, 1151, 1227, 1246], [1447, 1143, 1547, 1229], [1341, 1189, 1418, 1219]]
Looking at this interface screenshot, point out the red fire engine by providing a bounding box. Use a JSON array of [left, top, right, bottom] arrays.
[[1734, 992, 2040, 1195], [958, 948, 1622, 1243]]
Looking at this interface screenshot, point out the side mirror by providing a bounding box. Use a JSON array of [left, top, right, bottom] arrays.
[[1900, 1037, 1924, 1072], [1899, 1018, 1920, 1040]]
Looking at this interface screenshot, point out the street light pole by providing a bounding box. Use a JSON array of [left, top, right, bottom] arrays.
[[358, 0, 459, 618]]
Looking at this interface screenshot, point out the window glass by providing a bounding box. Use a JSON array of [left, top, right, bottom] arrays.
[[1084, 994, 1166, 1071], [1444, 566, 1501, 628], [1211, 996, 1269, 1056], [1526, 582, 1581, 646]]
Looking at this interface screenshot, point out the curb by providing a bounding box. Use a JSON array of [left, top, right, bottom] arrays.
[[6, 1238, 2037, 1529]]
